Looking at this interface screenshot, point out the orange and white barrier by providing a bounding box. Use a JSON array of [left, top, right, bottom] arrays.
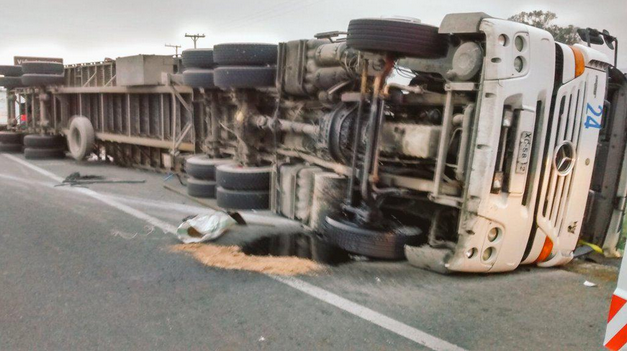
[[605, 257, 627, 350]]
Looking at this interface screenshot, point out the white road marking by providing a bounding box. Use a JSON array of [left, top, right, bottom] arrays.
[[29, 161, 67, 167], [4, 154, 177, 234], [272, 276, 467, 351], [2, 154, 467, 351], [0, 173, 58, 187]]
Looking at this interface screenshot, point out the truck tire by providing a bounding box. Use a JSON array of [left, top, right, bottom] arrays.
[[311, 233, 351, 265], [347, 18, 448, 58], [187, 178, 217, 198], [0, 131, 23, 144], [67, 116, 95, 160], [0, 77, 23, 88], [213, 43, 278, 66], [182, 49, 215, 69], [24, 134, 65, 148], [216, 187, 269, 210], [214, 66, 276, 89], [185, 156, 233, 181], [24, 147, 65, 160], [324, 214, 422, 260], [0, 65, 22, 77], [0, 143, 23, 153], [21, 74, 65, 86], [182, 69, 216, 88], [21, 61, 64, 75], [216, 164, 271, 191]]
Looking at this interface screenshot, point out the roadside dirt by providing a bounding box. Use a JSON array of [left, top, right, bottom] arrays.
[[172, 243, 324, 276], [563, 259, 619, 282]]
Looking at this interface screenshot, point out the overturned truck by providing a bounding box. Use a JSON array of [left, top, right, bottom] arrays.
[[1, 13, 626, 273]]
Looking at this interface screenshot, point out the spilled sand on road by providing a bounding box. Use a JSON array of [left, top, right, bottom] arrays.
[[172, 243, 324, 276]]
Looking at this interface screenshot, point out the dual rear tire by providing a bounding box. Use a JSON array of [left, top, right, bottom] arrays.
[[0, 132, 24, 153], [0, 65, 23, 89], [20, 61, 65, 87], [23, 134, 66, 160], [184, 155, 233, 198], [181, 49, 217, 88], [0, 131, 23, 151], [212, 43, 277, 90], [215, 164, 272, 210]]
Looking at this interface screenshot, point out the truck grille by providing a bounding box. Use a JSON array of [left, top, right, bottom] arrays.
[[541, 81, 586, 228]]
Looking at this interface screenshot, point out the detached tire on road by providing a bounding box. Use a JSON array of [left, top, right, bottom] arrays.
[[214, 66, 276, 89], [213, 43, 278, 66], [0, 131, 23, 144], [182, 69, 216, 88], [22, 74, 65, 86], [216, 187, 269, 210], [0, 65, 22, 77], [0, 143, 23, 153], [185, 155, 233, 181], [67, 116, 95, 160], [24, 134, 65, 148], [24, 147, 65, 160], [347, 18, 448, 58], [181, 49, 215, 69], [21, 61, 64, 75], [187, 178, 217, 198], [216, 164, 271, 191], [324, 214, 422, 260]]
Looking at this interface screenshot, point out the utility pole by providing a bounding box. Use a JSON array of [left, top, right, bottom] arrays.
[[165, 44, 181, 57], [185, 33, 206, 49]]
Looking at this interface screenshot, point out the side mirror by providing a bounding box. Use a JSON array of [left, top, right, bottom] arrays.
[[577, 28, 604, 46], [603, 30, 616, 50]]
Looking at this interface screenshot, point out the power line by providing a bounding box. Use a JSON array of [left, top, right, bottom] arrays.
[[221, 0, 329, 33], [220, 0, 319, 32], [165, 44, 181, 57], [209, 0, 301, 31], [185, 33, 206, 48]]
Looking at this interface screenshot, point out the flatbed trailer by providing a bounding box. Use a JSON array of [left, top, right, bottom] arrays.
[[7, 58, 201, 172]]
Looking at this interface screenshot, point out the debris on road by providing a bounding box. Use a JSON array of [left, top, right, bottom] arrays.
[[584, 281, 598, 287], [57, 172, 146, 187], [176, 212, 238, 244], [171, 243, 323, 276]]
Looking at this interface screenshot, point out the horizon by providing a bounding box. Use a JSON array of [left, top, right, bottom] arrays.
[[0, 0, 625, 68]]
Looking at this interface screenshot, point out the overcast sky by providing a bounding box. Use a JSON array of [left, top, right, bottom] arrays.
[[0, 0, 625, 69]]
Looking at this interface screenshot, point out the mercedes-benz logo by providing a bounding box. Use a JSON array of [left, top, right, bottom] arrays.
[[553, 141, 576, 176]]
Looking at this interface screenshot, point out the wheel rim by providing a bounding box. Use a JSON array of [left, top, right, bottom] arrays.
[[71, 128, 81, 152]]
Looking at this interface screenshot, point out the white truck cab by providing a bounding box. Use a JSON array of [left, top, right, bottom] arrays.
[[404, 14, 622, 273]]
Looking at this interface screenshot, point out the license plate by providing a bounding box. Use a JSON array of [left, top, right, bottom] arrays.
[[516, 132, 532, 174]]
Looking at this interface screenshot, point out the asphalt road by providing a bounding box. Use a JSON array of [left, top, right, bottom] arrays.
[[0, 153, 618, 350]]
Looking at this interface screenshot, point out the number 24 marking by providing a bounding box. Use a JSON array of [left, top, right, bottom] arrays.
[[585, 104, 603, 129]]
